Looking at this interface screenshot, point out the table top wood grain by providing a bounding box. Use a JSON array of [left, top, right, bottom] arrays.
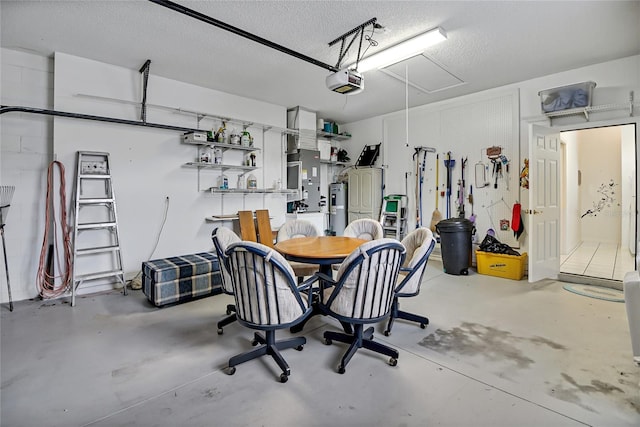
[[275, 236, 366, 263]]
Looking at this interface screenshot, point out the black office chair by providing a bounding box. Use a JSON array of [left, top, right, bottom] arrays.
[[225, 240, 314, 382], [318, 238, 405, 373], [383, 227, 436, 336], [212, 227, 241, 334]]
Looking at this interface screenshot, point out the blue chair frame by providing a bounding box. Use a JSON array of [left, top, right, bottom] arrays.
[[225, 241, 315, 383], [211, 227, 240, 335], [384, 234, 436, 335], [317, 239, 405, 374]]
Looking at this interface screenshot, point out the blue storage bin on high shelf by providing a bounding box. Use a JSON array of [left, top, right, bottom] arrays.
[[539, 81, 596, 113]]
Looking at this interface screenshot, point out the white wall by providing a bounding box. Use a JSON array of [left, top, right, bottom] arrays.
[[342, 55, 640, 254], [2, 49, 639, 302], [0, 49, 53, 302], [578, 127, 622, 243], [621, 124, 636, 254], [561, 131, 580, 254], [1, 50, 291, 301]]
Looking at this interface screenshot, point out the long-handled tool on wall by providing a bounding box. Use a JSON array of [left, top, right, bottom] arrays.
[[413, 146, 436, 228], [1, 186, 15, 312], [469, 185, 476, 223], [430, 154, 442, 232], [457, 157, 467, 218], [444, 152, 455, 218]]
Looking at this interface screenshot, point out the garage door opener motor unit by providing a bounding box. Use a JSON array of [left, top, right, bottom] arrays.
[[326, 69, 364, 94]]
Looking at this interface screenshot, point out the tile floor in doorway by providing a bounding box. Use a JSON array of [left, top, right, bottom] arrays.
[[1, 260, 639, 427], [561, 242, 635, 281]]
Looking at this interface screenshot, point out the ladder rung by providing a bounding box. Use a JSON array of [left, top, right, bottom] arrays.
[[75, 245, 121, 255], [79, 198, 115, 204], [75, 270, 124, 282], [79, 174, 111, 179], [77, 222, 117, 230]]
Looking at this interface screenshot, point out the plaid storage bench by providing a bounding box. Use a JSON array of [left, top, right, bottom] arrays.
[[142, 252, 222, 307]]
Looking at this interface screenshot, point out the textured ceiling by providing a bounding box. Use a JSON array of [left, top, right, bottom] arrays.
[[2, 1, 639, 124]]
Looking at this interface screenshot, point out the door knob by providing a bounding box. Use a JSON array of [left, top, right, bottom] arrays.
[[529, 209, 543, 215]]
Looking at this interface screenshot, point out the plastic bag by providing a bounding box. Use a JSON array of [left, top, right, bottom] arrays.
[[478, 234, 521, 256]]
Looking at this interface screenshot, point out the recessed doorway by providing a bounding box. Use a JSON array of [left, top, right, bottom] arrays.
[[559, 124, 636, 289]]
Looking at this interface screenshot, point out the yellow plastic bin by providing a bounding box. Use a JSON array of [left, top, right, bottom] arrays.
[[476, 251, 527, 280]]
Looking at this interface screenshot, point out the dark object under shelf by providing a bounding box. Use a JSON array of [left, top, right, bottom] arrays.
[[355, 143, 381, 167]]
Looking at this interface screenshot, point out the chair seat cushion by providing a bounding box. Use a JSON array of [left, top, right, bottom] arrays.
[[142, 252, 222, 307]]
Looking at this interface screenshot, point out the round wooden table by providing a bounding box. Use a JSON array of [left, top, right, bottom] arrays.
[[275, 236, 366, 273], [275, 236, 366, 333]]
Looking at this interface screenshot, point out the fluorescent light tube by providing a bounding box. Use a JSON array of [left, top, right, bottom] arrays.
[[353, 27, 447, 72]]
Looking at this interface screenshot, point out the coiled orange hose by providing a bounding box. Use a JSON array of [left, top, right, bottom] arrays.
[[36, 161, 72, 298]]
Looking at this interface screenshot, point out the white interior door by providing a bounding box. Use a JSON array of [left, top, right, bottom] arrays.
[[528, 124, 561, 282]]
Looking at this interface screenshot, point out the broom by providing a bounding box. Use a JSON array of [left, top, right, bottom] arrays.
[[430, 154, 442, 231], [1, 186, 15, 311]]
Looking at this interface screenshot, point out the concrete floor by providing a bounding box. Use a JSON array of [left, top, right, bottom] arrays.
[[1, 260, 639, 427]]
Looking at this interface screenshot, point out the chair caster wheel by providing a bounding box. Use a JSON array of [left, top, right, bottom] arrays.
[[324, 338, 332, 345], [420, 323, 426, 329], [251, 339, 259, 346], [383, 330, 390, 336], [279, 373, 289, 383], [337, 365, 345, 374], [389, 358, 398, 367], [226, 309, 232, 315], [295, 345, 304, 351], [227, 366, 236, 375], [217, 328, 224, 335]]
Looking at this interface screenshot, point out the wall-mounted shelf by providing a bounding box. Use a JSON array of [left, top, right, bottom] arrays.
[[316, 130, 351, 141], [183, 140, 261, 152], [320, 160, 351, 167], [544, 97, 638, 125], [206, 187, 296, 194], [184, 162, 258, 174]]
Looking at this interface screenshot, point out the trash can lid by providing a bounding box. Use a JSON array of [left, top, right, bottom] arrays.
[[436, 217, 475, 231]]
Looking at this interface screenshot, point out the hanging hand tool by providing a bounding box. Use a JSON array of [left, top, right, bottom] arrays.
[[430, 154, 442, 232], [444, 152, 455, 218], [468, 185, 476, 223], [458, 157, 467, 218]]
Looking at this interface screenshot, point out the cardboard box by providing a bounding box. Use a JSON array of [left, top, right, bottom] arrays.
[[476, 250, 527, 280], [183, 131, 207, 144]]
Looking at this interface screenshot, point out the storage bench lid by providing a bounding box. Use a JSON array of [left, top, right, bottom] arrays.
[[142, 252, 219, 283]]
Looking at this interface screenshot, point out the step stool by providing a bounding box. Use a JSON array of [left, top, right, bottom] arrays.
[[142, 252, 222, 307]]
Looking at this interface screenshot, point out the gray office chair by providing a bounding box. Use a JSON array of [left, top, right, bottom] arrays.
[[225, 240, 314, 382], [318, 238, 405, 373], [383, 227, 436, 336], [211, 227, 241, 334]]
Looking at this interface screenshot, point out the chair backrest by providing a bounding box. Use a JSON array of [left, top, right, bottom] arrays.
[[226, 240, 310, 327], [277, 219, 318, 242], [238, 210, 257, 241], [211, 227, 241, 294], [396, 227, 436, 296], [325, 238, 405, 322], [255, 209, 275, 248], [343, 218, 383, 241]]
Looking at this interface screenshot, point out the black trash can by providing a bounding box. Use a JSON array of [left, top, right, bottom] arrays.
[[436, 218, 475, 275]]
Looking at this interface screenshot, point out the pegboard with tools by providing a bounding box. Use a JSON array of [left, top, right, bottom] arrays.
[[474, 145, 519, 248]]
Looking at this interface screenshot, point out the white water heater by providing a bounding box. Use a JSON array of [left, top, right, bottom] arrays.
[[329, 183, 347, 235]]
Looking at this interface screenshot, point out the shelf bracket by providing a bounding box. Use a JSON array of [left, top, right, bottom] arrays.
[[139, 59, 151, 123]]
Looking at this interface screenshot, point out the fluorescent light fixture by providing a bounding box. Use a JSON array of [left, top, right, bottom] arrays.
[[352, 27, 447, 72]]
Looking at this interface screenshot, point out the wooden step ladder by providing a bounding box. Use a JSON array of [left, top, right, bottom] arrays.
[[380, 194, 408, 240], [71, 151, 126, 306]]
